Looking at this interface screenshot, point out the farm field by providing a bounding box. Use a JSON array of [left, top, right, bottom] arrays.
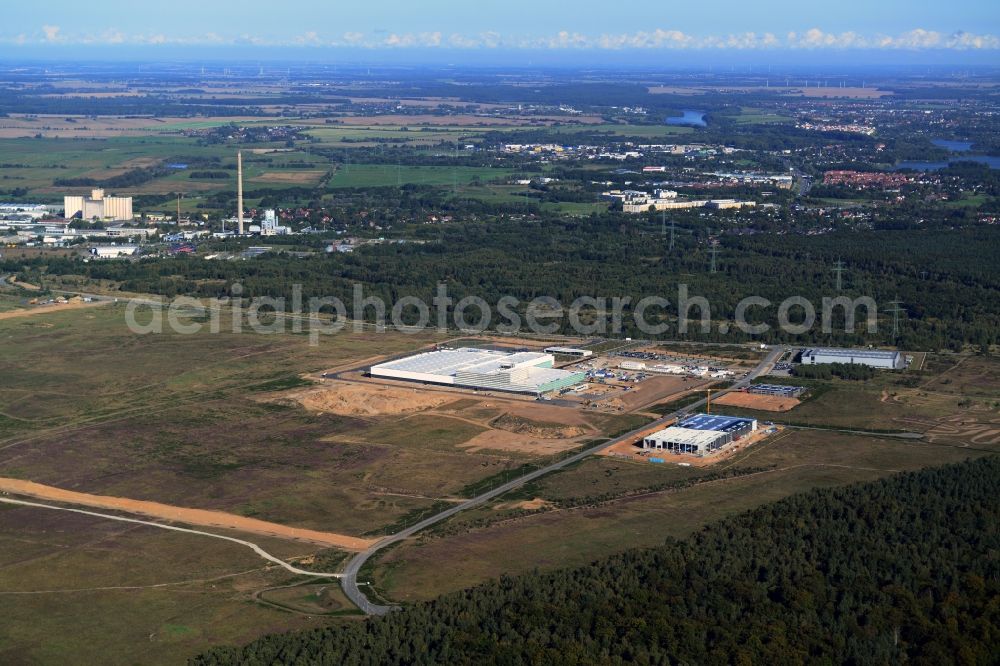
[[327, 164, 513, 189]]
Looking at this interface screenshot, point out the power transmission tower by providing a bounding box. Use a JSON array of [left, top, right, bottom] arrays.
[[885, 299, 905, 340], [831, 258, 845, 291], [660, 212, 676, 250], [709, 242, 718, 273]]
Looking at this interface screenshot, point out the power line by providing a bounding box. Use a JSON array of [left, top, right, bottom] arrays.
[[884, 299, 905, 340], [831, 258, 846, 291], [709, 235, 718, 274]]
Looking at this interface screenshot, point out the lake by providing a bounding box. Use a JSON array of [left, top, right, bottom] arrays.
[[666, 110, 706, 127], [893, 155, 1000, 171], [931, 139, 974, 152]]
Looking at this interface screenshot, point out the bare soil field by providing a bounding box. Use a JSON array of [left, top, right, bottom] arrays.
[[285, 382, 458, 416], [713, 392, 801, 412], [489, 413, 589, 439], [0, 477, 376, 550], [587, 375, 712, 412], [250, 170, 326, 184]]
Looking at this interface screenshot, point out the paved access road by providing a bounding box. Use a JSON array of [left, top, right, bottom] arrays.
[[339, 345, 787, 615]]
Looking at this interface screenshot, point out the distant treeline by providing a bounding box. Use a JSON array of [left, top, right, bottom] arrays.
[[188, 171, 231, 180], [6, 223, 998, 352]]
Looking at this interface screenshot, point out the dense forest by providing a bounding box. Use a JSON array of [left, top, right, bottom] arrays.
[[193, 455, 1000, 665], [6, 223, 998, 351]]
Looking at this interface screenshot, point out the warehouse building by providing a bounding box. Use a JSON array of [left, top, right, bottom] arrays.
[[544, 346, 594, 358], [642, 414, 757, 456], [370, 348, 586, 395], [800, 347, 904, 370], [89, 245, 139, 259], [748, 384, 805, 398]]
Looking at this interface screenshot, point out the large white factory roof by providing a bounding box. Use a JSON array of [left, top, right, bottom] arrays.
[[803, 348, 900, 360], [370, 347, 584, 395], [374, 348, 550, 378]]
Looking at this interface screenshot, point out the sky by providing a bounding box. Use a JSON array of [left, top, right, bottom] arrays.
[[1, 0, 998, 61]]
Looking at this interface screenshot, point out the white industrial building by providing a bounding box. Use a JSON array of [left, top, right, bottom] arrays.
[[642, 414, 758, 456], [800, 348, 904, 370], [643, 426, 730, 454], [544, 346, 594, 358], [105, 226, 158, 239], [0, 203, 48, 219], [65, 189, 133, 221], [370, 348, 586, 395], [89, 245, 139, 258]]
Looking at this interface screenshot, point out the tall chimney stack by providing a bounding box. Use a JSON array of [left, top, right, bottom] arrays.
[[236, 150, 244, 235]]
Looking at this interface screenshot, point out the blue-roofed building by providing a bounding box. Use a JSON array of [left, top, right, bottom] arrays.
[[679, 414, 758, 436], [642, 413, 758, 456]]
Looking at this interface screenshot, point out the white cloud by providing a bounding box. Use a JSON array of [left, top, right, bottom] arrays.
[[3, 26, 998, 51]]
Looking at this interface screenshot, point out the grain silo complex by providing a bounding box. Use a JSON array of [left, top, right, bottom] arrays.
[[370, 348, 586, 396]]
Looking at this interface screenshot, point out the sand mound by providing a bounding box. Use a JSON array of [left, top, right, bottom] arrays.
[[459, 430, 582, 455], [291, 383, 455, 416], [490, 413, 587, 439]]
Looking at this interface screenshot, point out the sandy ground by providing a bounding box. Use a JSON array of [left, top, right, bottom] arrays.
[[497, 497, 554, 511], [587, 376, 712, 412], [457, 430, 584, 455], [712, 392, 801, 412], [0, 300, 108, 321], [288, 382, 457, 416], [0, 477, 376, 551]]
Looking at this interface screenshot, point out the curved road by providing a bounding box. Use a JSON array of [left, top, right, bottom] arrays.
[[0, 497, 344, 578], [339, 345, 787, 615]]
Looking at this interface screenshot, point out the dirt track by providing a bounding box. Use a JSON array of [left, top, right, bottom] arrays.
[[0, 478, 376, 551], [0, 301, 108, 321]]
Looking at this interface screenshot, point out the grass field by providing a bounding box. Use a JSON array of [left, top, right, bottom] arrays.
[[0, 504, 339, 664], [328, 164, 513, 189], [0, 303, 658, 660], [368, 422, 999, 603]]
